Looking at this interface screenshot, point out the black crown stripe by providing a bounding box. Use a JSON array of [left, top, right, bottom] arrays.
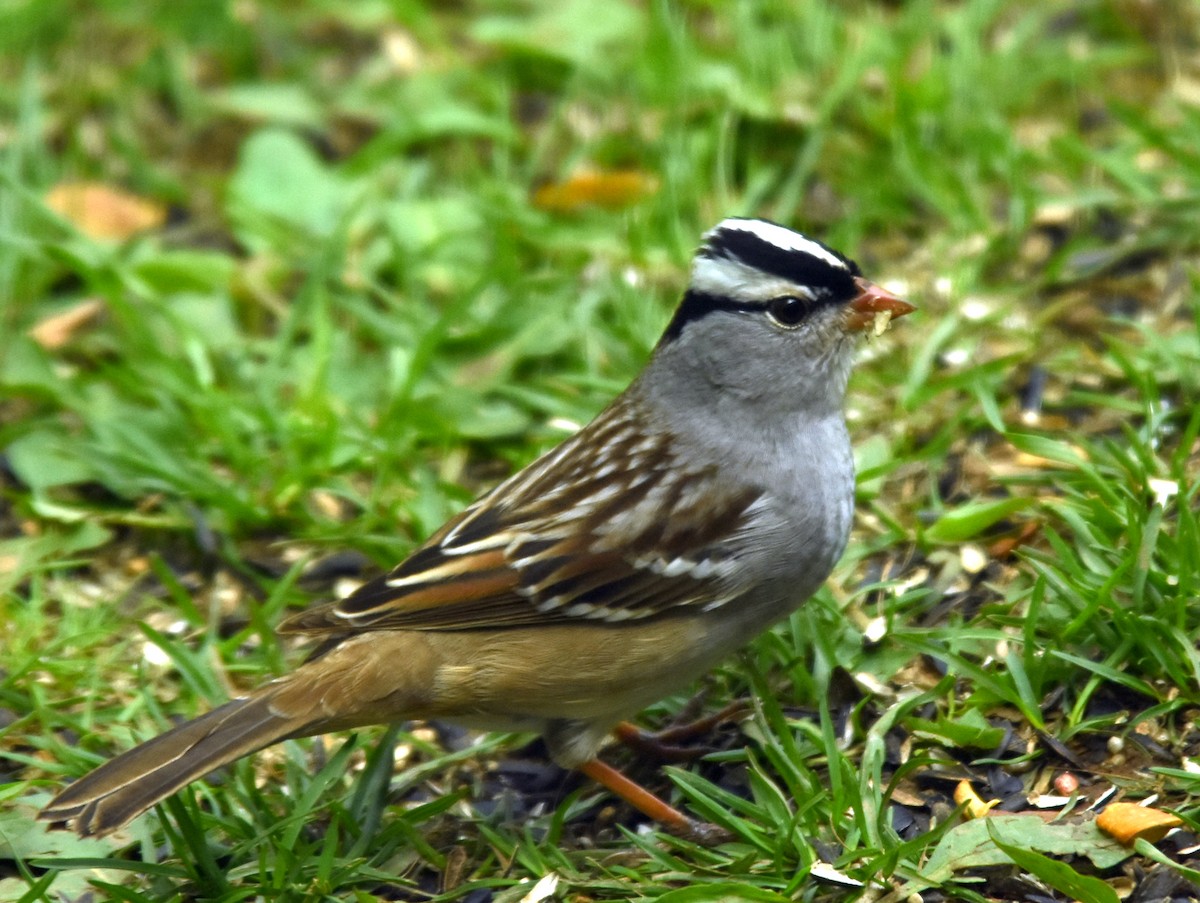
[[704, 224, 861, 292]]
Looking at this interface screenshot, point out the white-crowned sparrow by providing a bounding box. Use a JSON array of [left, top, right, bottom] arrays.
[[41, 217, 914, 841]]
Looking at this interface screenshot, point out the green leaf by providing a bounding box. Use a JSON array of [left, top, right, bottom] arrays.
[[921, 815, 1130, 884], [226, 128, 351, 250], [906, 708, 1006, 750], [0, 337, 66, 398], [133, 249, 238, 294], [855, 432, 894, 500], [924, 496, 1032, 543], [1133, 837, 1200, 884], [988, 822, 1120, 903], [1005, 432, 1090, 468], [435, 396, 529, 440], [470, 0, 644, 70], [5, 428, 97, 491], [211, 82, 324, 129]]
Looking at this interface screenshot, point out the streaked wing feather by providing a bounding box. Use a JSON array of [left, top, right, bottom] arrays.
[[279, 397, 764, 636]]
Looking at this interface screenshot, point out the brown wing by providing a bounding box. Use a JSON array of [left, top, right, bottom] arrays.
[[280, 396, 764, 636]]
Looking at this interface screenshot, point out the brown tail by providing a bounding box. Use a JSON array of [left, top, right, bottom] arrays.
[[39, 685, 314, 837], [41, 631, 440, 836]]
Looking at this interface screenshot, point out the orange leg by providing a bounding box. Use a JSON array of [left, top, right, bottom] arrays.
[[576, 758, 731, 845]]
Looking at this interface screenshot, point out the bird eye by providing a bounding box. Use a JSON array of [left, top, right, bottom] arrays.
[[766, 295, 811, 328]]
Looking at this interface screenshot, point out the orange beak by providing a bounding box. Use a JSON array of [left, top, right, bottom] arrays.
[[843, 277, 916, 333]]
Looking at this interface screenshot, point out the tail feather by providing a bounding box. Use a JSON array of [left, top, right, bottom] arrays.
[[40, 687, 313, 837], [41, 631, 439, 837]]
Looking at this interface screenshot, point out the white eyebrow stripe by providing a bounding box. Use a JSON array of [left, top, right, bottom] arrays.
[[689, 256, 813, 302], [707, 218, 849, 272]]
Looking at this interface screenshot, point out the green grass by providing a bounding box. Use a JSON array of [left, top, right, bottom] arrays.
[[2, 1, 1200, 900]]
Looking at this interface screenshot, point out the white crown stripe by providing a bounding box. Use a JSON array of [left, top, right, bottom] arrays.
[[689, 255, 762, 299], [707, 218, 850, 272]]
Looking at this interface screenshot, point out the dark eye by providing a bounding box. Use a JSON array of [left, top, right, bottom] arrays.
[[766, 295, 811, 328]]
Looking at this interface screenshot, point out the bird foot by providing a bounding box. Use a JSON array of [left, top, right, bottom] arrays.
[[613, 699, 750, 761], [667, 817, 736, 846]]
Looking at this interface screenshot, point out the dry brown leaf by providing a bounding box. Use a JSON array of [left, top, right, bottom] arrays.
[[27, 298, 105, 349], [987, 521, 1041, 559], [889, 783, 926, 807], [1012, 447, 1088, 470], [441, 845, 468, 893], [1096, 802, 1182, 846], [892, 655, 946, 691], [45, 181, 166, 241], [533, 169, 657, 212]]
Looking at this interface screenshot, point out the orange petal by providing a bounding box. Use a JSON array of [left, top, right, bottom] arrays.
[[1096, 802, 1182, 846]]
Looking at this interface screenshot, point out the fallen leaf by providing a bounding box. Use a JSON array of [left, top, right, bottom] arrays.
[[517, 872, 559, 903], [534, 168, 657, 212], [955, 779, 1000, 818], [987, 520, 1041, 559], [27, 298, 105, 349], [45, 181, 166, 241], [809, 863, 863, 887], [1096, 802, 1182, 846], [920, 814, 1131, 885]]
